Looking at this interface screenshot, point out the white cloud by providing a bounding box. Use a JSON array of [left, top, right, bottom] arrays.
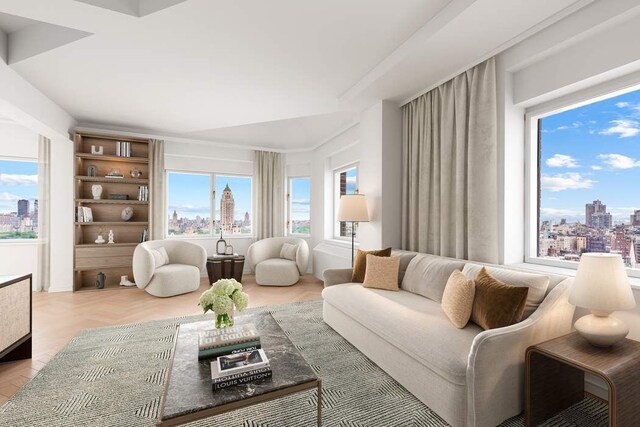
[[598, 153, 640, 169], [590, 165, 603, 171], [599, 119, 640, 138], [545, 154, 579, 168], [615, 102, 631, 108], [555, 121, 582, 131], [0, 192, 20, 201], [0, 173, 37, 186], [540, 207, 583, 217], [540, 173, 595, 192]]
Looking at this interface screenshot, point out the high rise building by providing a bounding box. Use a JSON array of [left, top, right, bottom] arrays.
[[586, 236, 607, 253], [631, 210, 640, 226], [220, 184, 235, 232], [17, 199, 30, 218], [243, 211, 250, 226], [590, 211, 612, 230], [585, 200, 607, 227]]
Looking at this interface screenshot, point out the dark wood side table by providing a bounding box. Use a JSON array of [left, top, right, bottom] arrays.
[[526, 332, 640, 426], [206, 254, 245, 285]]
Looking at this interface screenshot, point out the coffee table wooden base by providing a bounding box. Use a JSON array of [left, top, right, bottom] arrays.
[[158, 379, 322, 427]]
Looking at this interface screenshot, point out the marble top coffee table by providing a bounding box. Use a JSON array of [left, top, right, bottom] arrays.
[[158, 313, 321, 426]]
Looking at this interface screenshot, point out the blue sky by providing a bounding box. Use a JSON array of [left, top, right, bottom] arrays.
[[540, 89, 640, 224], [0, 159, 38, 214], [290, 177, 310, 221], [167, 172, 252, 220]]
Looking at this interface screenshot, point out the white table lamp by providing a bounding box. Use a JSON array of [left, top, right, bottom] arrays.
[[337, 194, 369, 266], [569, 253, 636, 347]]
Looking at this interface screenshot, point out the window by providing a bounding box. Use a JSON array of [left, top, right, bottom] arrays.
[[0, 159, 38, 240], [334, 165, 358, 239], [167, 171, 252, 237], [214, 175, 252, 236], [528, 87, 640, 273], [287, 177, 310, 235]]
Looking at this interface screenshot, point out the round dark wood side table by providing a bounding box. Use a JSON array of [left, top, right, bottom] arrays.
[[206, 254, 245, 285]]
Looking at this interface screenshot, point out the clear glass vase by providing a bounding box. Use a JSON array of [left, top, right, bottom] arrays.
[[215, 310, 234, 329]]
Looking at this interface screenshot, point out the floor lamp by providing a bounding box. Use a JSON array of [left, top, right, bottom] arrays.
[[337, 194, 369, 266]]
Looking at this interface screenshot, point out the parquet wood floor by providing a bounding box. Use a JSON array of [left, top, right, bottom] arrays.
[[0, 274, 324, 404]]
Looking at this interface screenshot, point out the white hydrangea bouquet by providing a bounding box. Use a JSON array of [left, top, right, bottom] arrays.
[[198, 278, 249, 328]]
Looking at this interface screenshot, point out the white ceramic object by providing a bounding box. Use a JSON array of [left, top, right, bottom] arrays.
[[95, 234, 105, 244], [91, 184, 103, 200], [108, 229, 115, 244], [121, 206, 134, 221], [574, 311, 630, 347]]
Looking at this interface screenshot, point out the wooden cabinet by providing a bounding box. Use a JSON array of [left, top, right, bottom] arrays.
[[73, 132, 154, 291], [0, 275, 32, 362]]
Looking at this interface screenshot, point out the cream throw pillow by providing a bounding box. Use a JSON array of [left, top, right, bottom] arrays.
[[441, 270, 476, 328], [150, 247, 169, 268], [280, 243, 298, 261], [362, 255, 400, 291]]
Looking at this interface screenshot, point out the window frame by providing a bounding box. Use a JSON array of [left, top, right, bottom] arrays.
[[165, 169, 254, 239], [287, 176, 311, 237], [333, 163, 359, 240], [524, 84, 640, 278], [0, 156, 39, 243]]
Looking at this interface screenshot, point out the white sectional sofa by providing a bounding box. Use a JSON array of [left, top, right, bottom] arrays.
[[322, 251, 575, 427]]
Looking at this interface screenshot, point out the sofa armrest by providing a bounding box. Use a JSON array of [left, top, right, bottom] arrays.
[[465, 278, 575, 427], [323, 268, 353, 287], [133, 244, 155, 289], [166, 241, 207, 272]]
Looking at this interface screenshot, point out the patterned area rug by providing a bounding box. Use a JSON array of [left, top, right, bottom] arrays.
[[0, 300, 607, 426]]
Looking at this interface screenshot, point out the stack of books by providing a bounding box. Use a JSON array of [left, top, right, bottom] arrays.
[[105, 171, 124, 179], [198, 324, 272, 391], [210, 349, 271, 391], [76, 206, 93, 222], [116, 141, 132, 157], [137, 185, 148, 201]]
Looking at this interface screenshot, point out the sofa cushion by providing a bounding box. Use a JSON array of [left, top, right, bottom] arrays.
[[256, 258, 300, 286], [363, 255, 400, 291], [471, 267, 529, 330], [441, 270, 475, 328], [462, 263, 549, 319], [150, 247, 169, 268], [391, 250, 418, 284], [352, 248, 392, 283], [146, 264, 200, 297], [401, 254, 466, 302], [279, 243, 298, 261], [322, 283, 483, 385]]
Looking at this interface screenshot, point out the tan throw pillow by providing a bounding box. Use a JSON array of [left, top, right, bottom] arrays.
[[471, 267, 529, 330], [441, 270, 476, 328], [362, 255, 400, 291], [352, 248, 392, 283], [280, 243, 298, 261]]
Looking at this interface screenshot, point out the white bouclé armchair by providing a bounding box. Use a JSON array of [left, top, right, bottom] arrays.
[[132, 240, 206, 297], [247, 237, 309, 286]]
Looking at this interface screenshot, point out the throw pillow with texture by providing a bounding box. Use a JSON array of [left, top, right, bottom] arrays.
[[150, 247, 169, 268], [362, 255, 400, 291], [471, 267, 529, 330], [280, 243, 298, 261], [441, 270, 476, 328], [352, 247, 392, 283]]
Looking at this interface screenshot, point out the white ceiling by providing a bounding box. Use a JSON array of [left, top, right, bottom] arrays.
[[0, 0, 589, 150]]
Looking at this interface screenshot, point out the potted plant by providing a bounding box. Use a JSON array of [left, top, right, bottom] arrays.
[[198, 278, 249, 328]]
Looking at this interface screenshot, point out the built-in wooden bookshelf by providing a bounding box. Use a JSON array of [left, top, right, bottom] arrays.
[[73, 132, 154, 292]]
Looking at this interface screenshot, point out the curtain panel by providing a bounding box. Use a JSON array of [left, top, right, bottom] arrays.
[[401, 57, 499, 263], [150, 139, 165, 240], [254, 151, 284, 239], [37, 135, 51, 291]]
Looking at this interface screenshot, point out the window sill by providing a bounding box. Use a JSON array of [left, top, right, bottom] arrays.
[[0, 239, 41, 245], [513, 261, 640, 289], [166, 235, 255, 240]]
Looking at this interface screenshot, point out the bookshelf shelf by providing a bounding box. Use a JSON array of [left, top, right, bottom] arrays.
[[73, 131, 153, 292]]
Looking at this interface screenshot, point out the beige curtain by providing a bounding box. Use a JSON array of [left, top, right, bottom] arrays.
[[401, 57, 499, 263], [150, 139, 165, 240], [254, 151, 284, 239], [37, 135, 51, 291]]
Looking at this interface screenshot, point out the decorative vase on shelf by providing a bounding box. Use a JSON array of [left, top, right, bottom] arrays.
[[91, 184, 103, 200]]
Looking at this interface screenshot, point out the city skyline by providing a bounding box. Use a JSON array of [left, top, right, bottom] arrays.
[[540, 88, 640, 224], [0, 159, 38, 215]]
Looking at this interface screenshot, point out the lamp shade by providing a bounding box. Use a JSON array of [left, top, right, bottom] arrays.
[[337, 194, 369, 222], [569, 253, 636, 312]]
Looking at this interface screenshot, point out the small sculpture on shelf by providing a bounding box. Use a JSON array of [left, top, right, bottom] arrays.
[[91, 184, 103, 200], [216, 233, 227, 255], [96, 272, 105, 289], [121, 207, 134, 221], [87, 165, 98, 177], [108, 229, 115, 244], [95, 229, 106, 244], [90, 145, 103, 155], [130, 168, 142, 178], [119, 275, 135, 287]]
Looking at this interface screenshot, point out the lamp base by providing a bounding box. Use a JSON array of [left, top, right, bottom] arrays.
[[574, 311, 629, 347]]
